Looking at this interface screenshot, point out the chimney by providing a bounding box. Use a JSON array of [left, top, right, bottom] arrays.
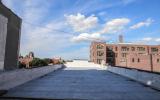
[[119, 34, 124, 43]]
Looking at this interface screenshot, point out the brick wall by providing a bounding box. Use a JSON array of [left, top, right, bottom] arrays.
[[152, 55, 160, 72], [127, 54, 152, 71], [90, 42, 160, 73]]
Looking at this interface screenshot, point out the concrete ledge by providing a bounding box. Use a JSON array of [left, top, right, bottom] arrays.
[[0, 65, 63, 90], [107, 66, 160, 90]]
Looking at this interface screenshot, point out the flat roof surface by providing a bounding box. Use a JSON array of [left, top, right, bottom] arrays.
[[2, 65, 160, 100]]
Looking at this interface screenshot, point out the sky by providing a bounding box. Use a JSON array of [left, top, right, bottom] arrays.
[[2, 0, 160, 60]]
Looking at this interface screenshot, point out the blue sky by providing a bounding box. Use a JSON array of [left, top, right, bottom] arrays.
[[2, 0, 160, 60]]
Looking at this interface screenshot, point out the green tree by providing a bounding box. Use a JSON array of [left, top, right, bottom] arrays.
[[60, 60, 66, 64], [43, 58, 52, 64], [18, 61, 26, 68], [30, 58, 48, 67]]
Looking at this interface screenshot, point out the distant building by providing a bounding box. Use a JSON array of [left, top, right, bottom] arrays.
[[90, 37, 160, 73], [0, 1, 22, 70], [19, 52, 34, 68], [52, 57, 62, 64]]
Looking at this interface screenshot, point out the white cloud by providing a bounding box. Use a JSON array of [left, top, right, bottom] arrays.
[[20, 20, 74, 57], [71, 33, 104, 42], [2, 0, 143, 59], [100, 18, 130, 34], [155, 38, 160, 42], [65, 13, 98, 32], [130, 18, 154, 29], [136, 37, 160, 44], [2, 0, 74, 58], [3, 0, 96, 59], [142, 37, 153, 41], [70, 17, 130, 43]]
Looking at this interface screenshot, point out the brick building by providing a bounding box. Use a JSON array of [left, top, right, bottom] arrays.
[[90, 37, 160, 73], [52, 57, 62, 65], [19, 52, 34, 68]]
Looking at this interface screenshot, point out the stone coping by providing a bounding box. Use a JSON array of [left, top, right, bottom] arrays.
[[107, 66, 160, 91], [0, 65, 63, 90]]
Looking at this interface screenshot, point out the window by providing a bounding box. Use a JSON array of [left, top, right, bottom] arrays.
[[131, 47, 135, 51], [122, 53, 127, 57], [107, 52, 114, 57], [132, 58, 134, 62], [97, 59, 102, 64], [157, 59, 160, 63], [151, 48, 158, 52], [97, 51, 104, 56], [107, 46, 113, 51], [115, 47, 118, 51], [138, 53, 145, 55], [138, 58, 140, 62], [97, 44, 104, 49], [121, 47, 129, 51], [137, 47, 145, 51]]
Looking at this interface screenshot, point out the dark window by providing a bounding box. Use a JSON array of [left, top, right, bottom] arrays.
[[97, 51, 104, 56], [137, 47, 145, 51], [138, 58, 140, 62], [121, 47, 129, 51], [115, 47, 118, 51], [131, 47, 135, 51], [157, 59, 160, 63], [151, 48, 158, 52], [97, 44, 104, 49], [122, 53, 127, 57], [132, 58, 134, 62], [107, 46, 113, 51], [97, 59, 102, 64]]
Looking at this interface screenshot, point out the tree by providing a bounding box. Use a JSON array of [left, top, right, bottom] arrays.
[[18, 61, 26, 68], [30, 58, 48, 67], [43, 58, 52, 64], [60, 60, 66, 64]]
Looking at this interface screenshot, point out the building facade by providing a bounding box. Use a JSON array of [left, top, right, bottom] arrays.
[[90, 42, 160, 73], [19, 52, 34, 68], [0, 1, 22, 70], [52, 57, 62, 65]]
